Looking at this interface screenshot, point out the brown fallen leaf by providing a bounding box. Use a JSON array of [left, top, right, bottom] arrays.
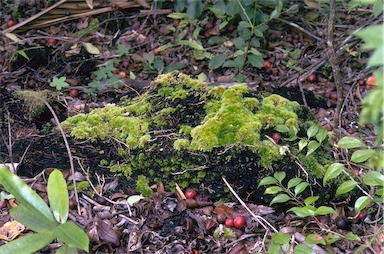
[[95, 218, 121, 247], [0, 220, 25, 241]]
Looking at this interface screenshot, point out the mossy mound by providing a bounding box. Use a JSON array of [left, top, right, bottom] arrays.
[[62, 72, 331, 201]]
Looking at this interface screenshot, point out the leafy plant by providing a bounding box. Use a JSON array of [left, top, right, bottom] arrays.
[[50, 76, 70, 91], [0, 166, 89, 254]]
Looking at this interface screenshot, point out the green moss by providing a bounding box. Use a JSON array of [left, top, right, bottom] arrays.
[[255, 140, 282, 168], [13, 90, 52, 118], [136, 175, 153, 197], [174, 139, 190, 150]]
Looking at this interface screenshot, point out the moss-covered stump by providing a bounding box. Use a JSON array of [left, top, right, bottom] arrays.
[[62, 72, 332, 202]]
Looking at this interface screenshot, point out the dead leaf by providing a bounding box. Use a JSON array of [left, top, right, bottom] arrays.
[[96, 218, 121, 247], [213, 204, 235, 218], [303, 0, 321, 9], [0, 221, 25, 241], [83, 42, 100, 55]]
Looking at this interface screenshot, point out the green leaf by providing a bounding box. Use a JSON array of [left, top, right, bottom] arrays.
[[275, 125, 289, 133], [178, 40, 204, 51], [351, 149, 376, 163], [53, 222, 89, 252], [306, 140, 320, 156], [304, 196, 319, 206], [287, 206, 316, 217], [233, 37, 246, 50], [0, 232, 55, 254], [247, 53, 264, 68], [294, 182, 309, 196], [354, 24, 384, 50], [363, 171, 384, 186], [186, 0, 202, 19], [288, 178, 303, 189], [315, 128, 328, 143], [264, 186, 283, 195], [268, 243, 281, 254], [115, 44, 130, 56], [50, 77, 70, 91], [258, 176, 278, 187], [337, 137, 365, 149], [56, 244, 79, 254], [354, 196, 370, 211], [336, 180, 357, 195], [307, 124, 319, 138], [272, 232, 290, 244], [11, 205, 56, 232], [298, 139, 307, 151], [208, 53, 228, 69], [325, 232, 340, 245], [345, 232, 361, 241], [270, 194, 291, 205], [167, 12, 189, 20], [127, 195, 144, 206], [0, 166, 54, 223], [274, 171, 286, 183], [164, 62, 185, 73], [83, 42, 100, 55], [323, 163, 344, 185], [305, 233, 326, 245], [222, 55, 245, 68], [294, 243, 316, 254], [315, 206, 337, 215], [48, 170, 69, 224]]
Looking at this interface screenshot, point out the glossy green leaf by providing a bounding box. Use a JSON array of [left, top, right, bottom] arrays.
[[315, 206, 337, 215], [0, 166, 54, 223], [298, 139, 307, 151], [258, 176, 278, 187], [363, 171, 384, 186], [315, 128, 328, 143], [287, 206, 316, 217], [274, 171, 286, 183], [56, 244, 78, 254], [0, 232, 55, 254], [351, 149, 376, 163], [304, 196, 319, 206], [208, 53, 228, 69], [336, 180, 357, 195], [270, 194, 291, 205], [275, 125, 289, 133], [294, 182, 309, 196], [272, 232, 290, 244], [307, 124, 319, 138], [306, 140, 320, 156], [48, 169, 69, 224], [305, 233, 326, 245], [53, 222, 89, 252], [323, 163, 344, 185], [345, 232, 361, 241], [354, 196, 370, 211], [294, 243, 316, 254], [10, 205, 57, 232], [337, 137, 365, 149], [264, 186, 283, 195], [288, 178, 303, 189], [325, 232, 340, 244]]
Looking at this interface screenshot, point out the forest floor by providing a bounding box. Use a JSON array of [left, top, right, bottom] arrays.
[[0, 0, 383, 253]]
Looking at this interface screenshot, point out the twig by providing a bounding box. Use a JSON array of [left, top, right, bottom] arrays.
[[276, 18, 324, 42], [222, 177, 278, 233], [327, 0, 343, 127]]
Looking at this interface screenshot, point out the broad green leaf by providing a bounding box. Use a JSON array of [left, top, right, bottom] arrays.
[[274, 171, 286, 183], [270, 194, 291, 205], [164, 62, 185, 73], [83, 42, 100, 55], [272, 232, 290, 244], [288, 178, 303, 189], [304, 196, 319, 206], [315, 128, 328, 143], [294, 182, 309, 196], [239, 21, 252, 28], [323, 163, 344, 185], [294, 243, 316, 254], [298, 139, 307, 151], [307, 124, 319, 138], [287, 206, 316, 217], [354, 24, 384, 50], [268, 243, 281, 254], [337, 136, 365, 149], [264, 186, 283, 195], [336, 180, 357, 195], [325, 232, 340, 245], [53, 222, 89, 252], [127, 195, 144, 206], [363, 171, 384, 186], [0, 232, 55, 254], [375, 186, 384, 196], [48, 170, 69, 224], [306, 140, 320, 156], [186, 0, 202, 19], [351, 149, 376, 163], [208, 53, 228, 69], [354, 196, 370, 211], [247, 53, 264, 68], [0, 166, 54, 223], [233, 37, 246, 50], [197, 72, 207, 82], [258, 176, 278, 187], [222, 55, 245, 68], [345, 232, 361, 241], [305, 233, 326, 245], [275, 125, 289, 133], [56, 244, 78, 254], [11, 205, 57, 232], [315, 206, 337, 215], [153, 59, 164, 72]]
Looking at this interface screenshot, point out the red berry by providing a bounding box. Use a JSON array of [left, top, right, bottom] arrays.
[[329, 91, 337, 100], [69, 89, 79, 98], [307, 74, 318, 83], [264, 60, 272, 69], [358, 211, 366, 220], [206, 23, 214, 30], [185, 188, 197, 199], [366, 75, 376, 86], [119, 71, 127, 79], [272, 132, 281, 143], [233, 216, 246, 229], [6, 20, 14, 28], [47, 38, 57, 46], [225, 218, 234, 227]]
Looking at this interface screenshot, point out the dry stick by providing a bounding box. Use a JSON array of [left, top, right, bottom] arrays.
[[327, 0, 343, 127], [222, 177, 278, 233], [36, 98, 81, 215]]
